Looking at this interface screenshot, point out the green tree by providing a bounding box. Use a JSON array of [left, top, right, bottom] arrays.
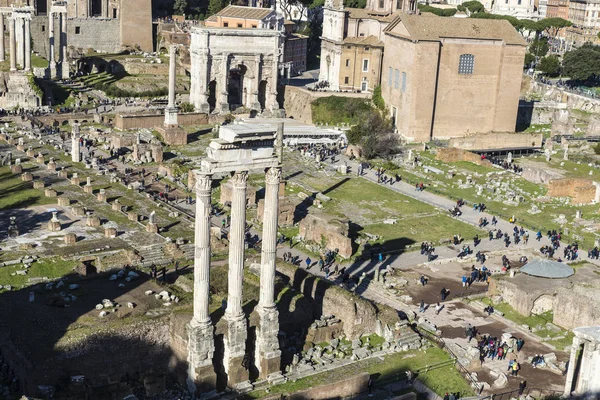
[[562, 44, 600, 81], [538, 17, 572, 37], [174, 0, 188, 15], [530, 37, 549, 58], [462, 0, 485, 13], [538, 55, 561, 76], [347, 111, 398, 159], [207, 0, 224, 17], [418, 4, 457, 17], [524, 53, 535, 67], [372, 86, 385, 111], [180, 102, 195, 112]]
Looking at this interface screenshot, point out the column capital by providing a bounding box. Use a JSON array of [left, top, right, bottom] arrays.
[[230, 171, 248, 188], [265, 167, 281, 185], [194, 172, 212, 194]]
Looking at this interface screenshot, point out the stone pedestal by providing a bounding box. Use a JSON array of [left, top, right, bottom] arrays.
[[71, 206, 85, 217], [83, 184, 93, 194], [58, 170, 68, 179], [128, 212, 138, 222], [64, 233, 77, 244], [97, 190, 107, 202], [187, 322, 217, 396], [36, 154, 44, 164], [57, 197, 70, 206], [86, 215, 101, 227], [223, 317, 249, 386], [11, 165, 22, 174], [26, 148, 35, 157], [156, 125, 188, 145], [105, 227, 117, 238], [71, 177, 81, 186], [16, 144, 25, 152], [255, 307, 281, 377], [146, 223, 158, 233], [48, 220, 61, 231], [47, 161, 57, 171], [44, 188, 57, 197], [33, 180, 45, 189], [21, 172, 33, 182], [112, 200, 121, 211]]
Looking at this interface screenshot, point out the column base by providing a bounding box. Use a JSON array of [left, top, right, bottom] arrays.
[[250, 101, 261, 112], [187, 320, 217, 396], [255, 306, 281, 378], [197, 99, 210, 113], [60, 62, 70, 80], [223, 316, 249, 387], [218, 102, 230, 114], [49, 62, 57, 79]]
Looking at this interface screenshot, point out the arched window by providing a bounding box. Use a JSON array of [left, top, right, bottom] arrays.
[[458, 54, 475, 75]]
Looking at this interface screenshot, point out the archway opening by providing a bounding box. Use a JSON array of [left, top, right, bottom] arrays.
[[258, 80, 267, 110], [208, 80, 216, 112], [227, 64, 247, 110]]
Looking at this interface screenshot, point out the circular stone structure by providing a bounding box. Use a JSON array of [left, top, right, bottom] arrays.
[[519, 258, 575, 279]]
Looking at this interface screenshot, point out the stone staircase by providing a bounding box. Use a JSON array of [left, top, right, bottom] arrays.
[[136, 244, 173, 267]]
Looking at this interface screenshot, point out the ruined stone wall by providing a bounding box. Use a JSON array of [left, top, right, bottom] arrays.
[[521, 166, 564, 184], [287, 372, 369, 399], [435, 148, 492, 167], [257, 197, 296, 226], [298, 213, 353, 258], [547, 178, 596, 204], [276, 262, 381, 339], [488, 278, 535, 317], [115, 112, 209, 130], [517, 101, 566, 126], [30, 16, 122, 57], [448, 133, 543, 151], [528, 80, 600, 114], [552, 285, 600, 329]]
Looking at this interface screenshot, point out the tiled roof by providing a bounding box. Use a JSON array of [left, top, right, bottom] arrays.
[[384, 13, 527, 46], [347, 7, 400, 22], [343, 35, 384, 46], [214, 5, 274, 20]]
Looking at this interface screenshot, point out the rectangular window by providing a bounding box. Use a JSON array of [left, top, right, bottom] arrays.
[[458, 54, 475, 74], [224, 22, 229, 27], [237, 23, 243, 27], [379, 0, 384, 7], [391, 106, 397, 128], [361, 80, 368, 91], [397, 0, 402, 8], [362, 59, 369, 72], [388, 66, 392, 87], [518, 0, 521, 4], [252, 24, 257, 28], [394, 69, 399, 89], [42, 25, 46, 32], [113, 8, 117, 18], [401, 71, 406, 92], [75, 27, 81, 34], [346, 59, 350, 67], [344, 76, 349, 84]]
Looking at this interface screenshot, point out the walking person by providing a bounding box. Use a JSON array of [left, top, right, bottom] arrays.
[[435, 302, 443, 315], [519, 380, 527, 396], [419, 300, 425, 313]]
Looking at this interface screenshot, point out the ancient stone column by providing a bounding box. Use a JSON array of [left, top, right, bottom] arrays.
[[24, 17, 30, 72], [251, 54, 262, 111], [564, 336, 582, 396], [0, 13, 5, 63], [9, 16, 16, 72], [18, 17, 24, 68], [224, 171, 249, 386], [187, 171, 217, 395], [60, 12, 68, 79], [49, 12, 55, 77], [71, 124, 80, 162], [164, 44, 178, 126], [256, 166, 282, 378], [218, 53, 230, 113]]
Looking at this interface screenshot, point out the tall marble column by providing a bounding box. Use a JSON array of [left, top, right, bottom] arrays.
[[18, 17, 24, 68], [186, 172, 217, 395], [60, 12, 68, 79], [71, 124, 81, 162], [0, 13, 5, 63], [255, 167, 282, 378], [224, 171, 250, 386], [8, 16, 15, 72], [218, 53, 230, 113], [164, 45, 179, 126], [24, 17, 30, 72], [49, 12, 56, 78], [251, 54, 262, 111]]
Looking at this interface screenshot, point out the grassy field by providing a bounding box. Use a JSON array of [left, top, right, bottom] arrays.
[[311, 96, 374, 126], [317, 177, 483, 249], [0, 258, 78, 291], [0, 166, 54, 210], [245, 346, 474, 398]]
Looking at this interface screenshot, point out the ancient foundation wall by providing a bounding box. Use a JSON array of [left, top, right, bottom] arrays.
[[547, 178, 596, 203], [115, 112, 209, 130], [287, 372, 369, 399], [448, 133, 543, 151], [298, 213, 353, 258], [521, 166, 564, 184], [435, 148, 492, 167], [528, 80, 600, 114]]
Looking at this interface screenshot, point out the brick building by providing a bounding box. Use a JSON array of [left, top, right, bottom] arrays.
[[381, 14, 526, 142]]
